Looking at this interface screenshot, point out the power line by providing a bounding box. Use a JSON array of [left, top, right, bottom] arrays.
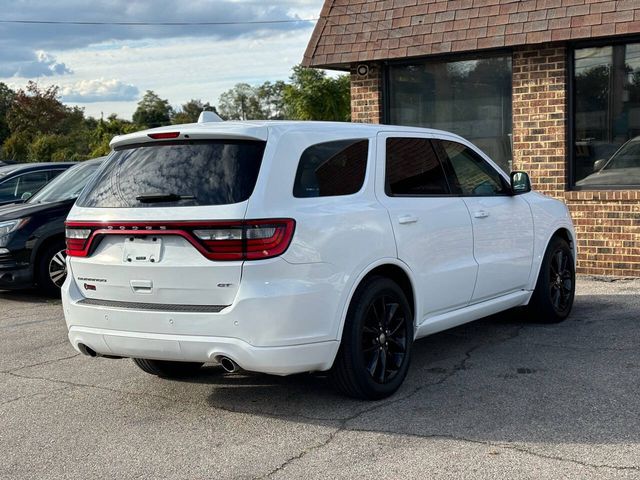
[[0, 18, 318, 26]]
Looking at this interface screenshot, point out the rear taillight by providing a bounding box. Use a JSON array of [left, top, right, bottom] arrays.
[[193, 219, 295, 260], [64, 219, 295, 261], [65, 227, 91, 256]]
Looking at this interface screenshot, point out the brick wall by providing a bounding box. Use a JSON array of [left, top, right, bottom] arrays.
[[512, 44, 639, 277], [512, 44, 567, 197], [350, 63, 383, 123]]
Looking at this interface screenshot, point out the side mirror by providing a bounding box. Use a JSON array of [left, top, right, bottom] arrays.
[[510, 171, 531, 195], [593, 158, 606, 172], [21, 192, 32, 201]]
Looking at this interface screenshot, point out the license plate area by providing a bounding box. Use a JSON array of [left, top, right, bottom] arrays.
[[123, 236, 162, 264]]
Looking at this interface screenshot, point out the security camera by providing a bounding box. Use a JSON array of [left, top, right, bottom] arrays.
[[356, 64, 370, 77]]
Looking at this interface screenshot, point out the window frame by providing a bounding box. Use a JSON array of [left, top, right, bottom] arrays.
[[292, 138, 370, 199], [384, 136, 453, 197], [382, 49, 514, 173], [432, 138, 512, 197], [569, 35, 640, 191]]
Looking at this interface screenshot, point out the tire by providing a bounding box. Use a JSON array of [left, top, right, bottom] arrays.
[[35, 239, 68, 296], [330, 276, 413, 400], [527, 236, 575, 323], [132, 358, 204, 378]]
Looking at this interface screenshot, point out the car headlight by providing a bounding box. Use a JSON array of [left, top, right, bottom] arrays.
[[0, 219, 29, 247]]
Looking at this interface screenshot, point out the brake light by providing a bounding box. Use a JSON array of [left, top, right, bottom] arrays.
[[65, 227, 91, 255], [147, 132, 180, 139], [64, 219, 295, 261], [193, 220, 295, 260]]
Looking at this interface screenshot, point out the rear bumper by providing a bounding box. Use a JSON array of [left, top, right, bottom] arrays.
[[68, 326, 338, 375], [62, 258, 345, 375]]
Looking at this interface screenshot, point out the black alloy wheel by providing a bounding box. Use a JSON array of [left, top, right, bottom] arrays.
[[362, 295, 409, 384], [330, 276, 413, 400], [549, 247, 573, 314], [528, 236, 575, 323]]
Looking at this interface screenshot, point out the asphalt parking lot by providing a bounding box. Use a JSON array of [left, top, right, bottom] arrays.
[[1, 276, 639, 479]]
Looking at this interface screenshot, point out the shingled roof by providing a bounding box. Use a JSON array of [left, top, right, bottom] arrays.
[[303, 0, 640, 69]]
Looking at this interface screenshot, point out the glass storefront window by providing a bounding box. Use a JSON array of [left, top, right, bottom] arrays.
[[387, 55, 513, 173], [573, 42, 640, 189]]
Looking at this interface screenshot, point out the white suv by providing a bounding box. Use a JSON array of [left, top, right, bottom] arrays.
[[62, 120, 576, 399]]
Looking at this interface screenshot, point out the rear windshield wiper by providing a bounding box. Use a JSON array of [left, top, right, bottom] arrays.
[[135, 193, 196, 203]]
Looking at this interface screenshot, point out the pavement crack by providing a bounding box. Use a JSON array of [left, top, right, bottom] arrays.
[[352, 430, 640, 472], [1, 352, 80, 374], [259, 427, 342, 479], [0, 385, 72, 408]]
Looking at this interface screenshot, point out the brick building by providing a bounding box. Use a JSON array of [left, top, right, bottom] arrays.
[[303, 0, 640, 277]]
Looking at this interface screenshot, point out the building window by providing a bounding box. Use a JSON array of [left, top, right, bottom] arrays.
[[387, 54, 513, 173], [573, 42, 640, 189]]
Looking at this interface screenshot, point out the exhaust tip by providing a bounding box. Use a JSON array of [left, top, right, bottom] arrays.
[[77, 343, 97, 357], [219, 356, 240, 373]]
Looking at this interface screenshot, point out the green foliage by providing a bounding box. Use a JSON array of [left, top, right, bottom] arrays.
[[0, 65, 352, 163], [283, 65, 351, 121], [0, 83, 14, 147], [172, 99, 215, 124], [89, 114, 138, 157], [217, 83, 266, 120], [132, 90, 173, 128]]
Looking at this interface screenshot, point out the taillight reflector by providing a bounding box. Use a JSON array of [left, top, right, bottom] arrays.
[[64, 219, 295, 261]]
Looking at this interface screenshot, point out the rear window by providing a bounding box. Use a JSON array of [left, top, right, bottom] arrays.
[[293, 139, 368, 198], [77, 140, 266, 208]]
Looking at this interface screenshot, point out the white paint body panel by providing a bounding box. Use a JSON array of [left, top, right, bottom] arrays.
[[63, 121, 576, 375]]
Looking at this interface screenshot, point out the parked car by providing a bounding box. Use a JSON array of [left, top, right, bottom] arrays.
[[0, 162, 75, 207], [62, 121, 576, 399], [0, 158, 104, 294], [576, 135, 640, 188]]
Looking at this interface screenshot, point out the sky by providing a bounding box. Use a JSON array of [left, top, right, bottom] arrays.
[[0, 0, 325, 120]]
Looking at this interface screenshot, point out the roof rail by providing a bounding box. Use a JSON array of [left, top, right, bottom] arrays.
[[198, 111, 223, 123]]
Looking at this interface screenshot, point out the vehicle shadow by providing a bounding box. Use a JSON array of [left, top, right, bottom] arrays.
[[183, 293, 640, 446]]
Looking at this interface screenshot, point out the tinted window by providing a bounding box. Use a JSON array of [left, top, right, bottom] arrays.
[[388, 54, 513, 172], [0, 176, 19, 202], [573, 42, 640, 188], [17, 171, 49, 197], [438, 141, 507, 196], [386, 138, 449, 195], [29, 162, 101, 204], [78, 140, 265, 208], [293, 139, 368, 198]]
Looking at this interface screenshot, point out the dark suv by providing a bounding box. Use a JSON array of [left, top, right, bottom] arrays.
[[0, 158, 104, 294], [0, 162, 75, 206]]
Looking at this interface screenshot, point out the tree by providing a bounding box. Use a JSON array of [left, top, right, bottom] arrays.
[[0, 83, 14, 148], [2, 81, 88, 162], [89, 114, 138, 157], [257, 81, 286, 120], [172, 99, 214, 124], [217, 83, 266, 120], [283, 65, 350, 121], [6, 82, 71, 136], [132, 90, 173, 128]]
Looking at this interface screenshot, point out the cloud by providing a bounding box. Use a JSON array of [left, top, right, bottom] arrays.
[[0, 0, 320, 78], [61, 78, 139, 102], [8, 51, 72, 77]]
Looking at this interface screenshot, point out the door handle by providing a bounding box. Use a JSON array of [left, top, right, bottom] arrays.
[[473, 210, 490, 219], [398, 215, 419, 225]]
